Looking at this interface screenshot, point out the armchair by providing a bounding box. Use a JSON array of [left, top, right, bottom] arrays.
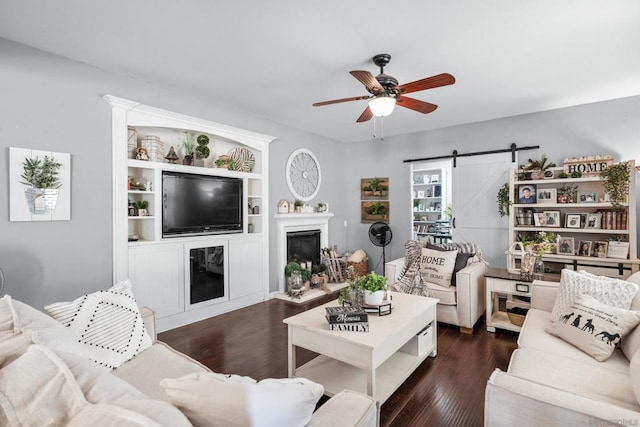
[[385, 241, 486, 333]]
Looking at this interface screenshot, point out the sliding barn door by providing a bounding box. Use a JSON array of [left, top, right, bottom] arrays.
[[452, 153, 515, 268]]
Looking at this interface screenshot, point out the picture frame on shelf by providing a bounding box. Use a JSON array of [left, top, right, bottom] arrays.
[[577, 240, 592, 256], [565, 214, 582, 228], [533, 212, 547, 227], [430, 175, 439, 183], [557, 237, 575, 255], [584, 212, 602, 229], [593, 241, 608, 258], [417, 190, 425, 198], [578, 191, 598, 203], [543, 210, 561, 227], [575, 212, 589, 228], [536, 188, 557, 203], [607, 241, 630, 259], [518, 185, 537, 204]]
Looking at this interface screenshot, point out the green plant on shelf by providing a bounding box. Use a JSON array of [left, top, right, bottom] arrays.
[[600, 161, 630, 209]]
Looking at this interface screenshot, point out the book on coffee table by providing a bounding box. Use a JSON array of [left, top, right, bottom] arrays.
[[325, 306, 368, 324], [328, 322, 370, 332]]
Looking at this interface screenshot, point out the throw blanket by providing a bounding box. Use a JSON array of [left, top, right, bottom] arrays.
[[393, 240, 484, 297]]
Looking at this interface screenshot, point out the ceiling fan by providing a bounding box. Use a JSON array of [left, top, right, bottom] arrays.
[[312, 54, 455, 123]]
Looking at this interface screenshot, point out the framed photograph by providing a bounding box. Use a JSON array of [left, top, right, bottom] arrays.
[[430, 175, 439, 183], [577, 240, 592, 256], [533, 212, 547, 226], [565, 214, 582, 228], [575, 212, 589, 228], [592, 241, 608, 258], [417, 190, 425, 198], [607, 241, 630, 259], [557, 237, 575, 255], [536, 188, 557, 203], [585, 212, 602, 229], [543, 210, 561, 227], [518, 185, 537, 204], [577, 191, 598, 203]]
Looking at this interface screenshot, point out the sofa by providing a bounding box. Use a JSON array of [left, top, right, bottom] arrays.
[[386, 240, 487, 333], [485, 270, 640, 426], [0, 289, 377, 426]]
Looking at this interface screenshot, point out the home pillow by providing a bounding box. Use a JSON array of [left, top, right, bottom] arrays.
[[426, 243, 473, 286], [550, 269, 639, 321], [160, 372, 324, 427], [419, 247, 458, 287], [0, 345, 171, 426], [44, 279, 152, 370], [546, 295, 640, 362]]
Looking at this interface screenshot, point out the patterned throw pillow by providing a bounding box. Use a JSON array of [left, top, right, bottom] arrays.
[[44, 279, 152, 370], [419, 247, 458, 287], [546, 295, 640, 361], [550, 269, 639, 321]]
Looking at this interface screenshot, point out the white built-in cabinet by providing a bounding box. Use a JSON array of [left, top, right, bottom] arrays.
[[411, 163, 452, 242], [105, 95, 275, 332]]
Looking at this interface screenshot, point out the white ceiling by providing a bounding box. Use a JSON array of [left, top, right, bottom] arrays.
[[1, 1, 640, 143]]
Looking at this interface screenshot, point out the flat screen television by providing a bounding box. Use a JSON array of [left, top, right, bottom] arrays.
[[162, 171, 243, 237]]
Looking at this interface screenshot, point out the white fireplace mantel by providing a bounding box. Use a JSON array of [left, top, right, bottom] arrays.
[[275, 212, 334, 292]]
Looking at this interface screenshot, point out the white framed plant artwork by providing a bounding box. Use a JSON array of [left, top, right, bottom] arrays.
[[9, 147, 71, 222]]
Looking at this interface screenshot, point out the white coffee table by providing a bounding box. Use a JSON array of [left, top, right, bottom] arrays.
[[283, 292, 438, 404]]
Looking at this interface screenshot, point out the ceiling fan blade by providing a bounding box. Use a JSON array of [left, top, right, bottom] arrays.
[[396, 96, 438, 114], [312, 95, 370, 107], [350, 70, 384, 93], [356, 106, 373, 123], [397, 73, 455, 95]]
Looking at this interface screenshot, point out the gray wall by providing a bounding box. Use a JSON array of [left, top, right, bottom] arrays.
[[2, 37, 639, 310], [345, 96, 640, 270], [0, 38, 347, 308]]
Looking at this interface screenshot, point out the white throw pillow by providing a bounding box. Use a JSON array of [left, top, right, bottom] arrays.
[[546, 295, 640, 361], [550, 269, 639, 321], [160, 372, 324, 427], [419, 247, 458, 287], [44, 279, 152, 370]]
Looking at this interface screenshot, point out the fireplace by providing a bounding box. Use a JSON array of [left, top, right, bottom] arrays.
[[275, 213, 333, 292], [287, 230, 321, 268]]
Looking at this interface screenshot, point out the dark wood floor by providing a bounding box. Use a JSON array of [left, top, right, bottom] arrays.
[[159, 294, 518, 427]]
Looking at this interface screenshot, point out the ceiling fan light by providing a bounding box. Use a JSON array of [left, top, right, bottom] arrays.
[[368, 96, 396, 117]]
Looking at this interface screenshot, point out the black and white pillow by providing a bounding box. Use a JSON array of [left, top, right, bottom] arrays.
[[44, 279, 152, 370]]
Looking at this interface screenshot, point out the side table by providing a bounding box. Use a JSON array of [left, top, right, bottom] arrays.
[[485, 268, 560, 333]]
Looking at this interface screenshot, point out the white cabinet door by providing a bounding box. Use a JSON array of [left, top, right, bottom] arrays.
[[229, 237, 263, 300], [128, 243, 184, 318]]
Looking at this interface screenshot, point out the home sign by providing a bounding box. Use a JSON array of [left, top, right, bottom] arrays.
[[562, 155, 613, 176]]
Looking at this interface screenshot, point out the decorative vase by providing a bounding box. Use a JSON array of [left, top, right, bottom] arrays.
[[24, 188, 59, 214], [520, 248, 536, 279], [288, 271, 304, 294], [533, 255, 545, 279], [364, 290, 385, 306]]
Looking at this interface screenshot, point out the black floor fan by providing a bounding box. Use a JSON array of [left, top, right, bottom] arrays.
[[368, 222, 393, 275]]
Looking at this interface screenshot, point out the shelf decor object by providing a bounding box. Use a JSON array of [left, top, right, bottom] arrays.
[[286, 148, 321, 202]]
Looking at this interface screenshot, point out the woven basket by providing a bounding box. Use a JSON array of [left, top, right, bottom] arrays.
[[507, 312, 525, 327], [347, 258, 368, 278]]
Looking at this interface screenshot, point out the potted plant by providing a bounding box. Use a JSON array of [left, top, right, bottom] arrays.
[[497, 183, 511, 217], [294, 199, 303, 213], [600, 161, 630, 209], [134, 200, 149, 216], [181, 132, 196, 165], [194, 134, 210, 167], [360, 271, 388, 305], [520, 153, 556, 180], [316, 202, 327, 213], [214, 155, 237, 170], [20, 155, 62, 214]]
